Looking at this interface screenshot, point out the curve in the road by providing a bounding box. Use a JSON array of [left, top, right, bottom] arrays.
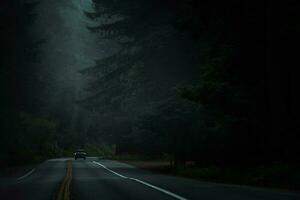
[[92, 161, 188, 200], [17, 169, 36, 181]]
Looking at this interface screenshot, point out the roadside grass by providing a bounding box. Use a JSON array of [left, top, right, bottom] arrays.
[[173, 164, 300, 189], [122, 160, 300, 190]]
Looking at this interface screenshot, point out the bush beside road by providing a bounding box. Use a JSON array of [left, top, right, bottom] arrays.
[[122, 160, 300, 191]]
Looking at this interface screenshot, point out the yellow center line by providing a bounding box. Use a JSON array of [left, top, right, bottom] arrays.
[[57, 160, 72, 200]]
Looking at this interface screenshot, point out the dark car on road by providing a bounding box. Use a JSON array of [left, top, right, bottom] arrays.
[[74, 149, 87, 160]]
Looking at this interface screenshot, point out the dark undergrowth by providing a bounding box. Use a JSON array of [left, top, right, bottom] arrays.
[[123, 160, 300, 191], [171, 164, 300, 190]]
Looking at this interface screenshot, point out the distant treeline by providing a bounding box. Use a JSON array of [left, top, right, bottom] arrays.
[[0, 0, 48, 166], [1, 0, 299, 168], [0, 0, 74, 167], [79, 0, 300, 166]]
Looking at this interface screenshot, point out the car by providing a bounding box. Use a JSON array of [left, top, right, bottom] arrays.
[[74, 149, 87, 160]]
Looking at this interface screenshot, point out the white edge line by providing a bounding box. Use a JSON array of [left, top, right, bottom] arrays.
[[129, 178, 188, 200], [92, 161, 127, 179], [17, 168, 35, 181], [92, 161, 187, 200]]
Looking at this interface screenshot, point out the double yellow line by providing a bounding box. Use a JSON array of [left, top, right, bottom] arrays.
[[57, 160, 72, 200]]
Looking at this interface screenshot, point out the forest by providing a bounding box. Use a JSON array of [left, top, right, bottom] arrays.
[[1, 0, 299, 188]]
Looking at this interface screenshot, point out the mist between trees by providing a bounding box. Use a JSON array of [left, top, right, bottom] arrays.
[[1, 0, 299, 186]]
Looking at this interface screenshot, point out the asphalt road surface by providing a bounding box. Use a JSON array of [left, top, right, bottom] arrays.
[[0, 157, 299, 200]]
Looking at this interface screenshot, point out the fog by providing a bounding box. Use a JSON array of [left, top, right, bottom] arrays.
[[1, 0, 299, 191]]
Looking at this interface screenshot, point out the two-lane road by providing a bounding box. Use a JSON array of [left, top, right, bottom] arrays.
[[1, 158, 299, 200]]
